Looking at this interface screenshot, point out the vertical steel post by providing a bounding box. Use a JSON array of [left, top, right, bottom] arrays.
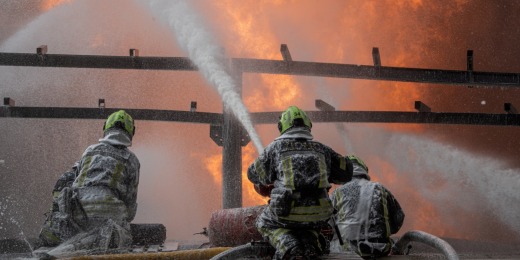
[[222, 66, 243, 209]]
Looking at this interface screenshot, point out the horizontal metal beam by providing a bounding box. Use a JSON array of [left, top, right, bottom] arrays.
[[1, 52, 519, 87], [0, 107, 222, 124], [0, 52, 197, 71], [250, 110, 520, 126], [232, 58, 520, 87], [1, 106, 519, 126]]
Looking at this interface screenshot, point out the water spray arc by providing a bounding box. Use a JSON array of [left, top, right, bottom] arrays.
[[145, 0, 264, 154], [315, 99, 354, 153]]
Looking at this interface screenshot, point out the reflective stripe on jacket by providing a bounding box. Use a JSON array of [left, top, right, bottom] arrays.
[[248, 127, 352, 223], [330, 177, 404, 241], [73, 130, 140, 222]]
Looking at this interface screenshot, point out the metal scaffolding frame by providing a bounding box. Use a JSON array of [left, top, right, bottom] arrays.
[[1, 44, 519, 208]]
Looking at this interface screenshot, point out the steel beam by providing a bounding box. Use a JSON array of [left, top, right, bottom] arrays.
[[249, 110, 520, 126], [2, 106, 517, 126], [0, 106, 222, 124], [0, 52, 197, 71], [1, 51, 520, 87], [232, 58, 520, 87]]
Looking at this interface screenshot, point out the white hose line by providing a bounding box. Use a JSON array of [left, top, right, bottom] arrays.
[[393, 230, 459, 260]]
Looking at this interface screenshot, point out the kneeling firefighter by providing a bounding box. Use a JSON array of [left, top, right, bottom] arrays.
[[38, 162, 80, 246], [330, 155, 405, 259], [38, 110, 141, 257], [247, 106, 353, 259]]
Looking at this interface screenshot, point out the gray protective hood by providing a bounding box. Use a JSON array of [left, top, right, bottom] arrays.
[[99, 129, 132, 147], [275, 127, 313, 141]]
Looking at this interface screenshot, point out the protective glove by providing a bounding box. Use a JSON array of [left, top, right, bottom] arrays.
[[254, 184, 274, 197]]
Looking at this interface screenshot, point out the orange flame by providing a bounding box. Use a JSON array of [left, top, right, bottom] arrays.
[[40, 0, 72, 11], [203, 153, 223, 186], [197, 0, 508, 241], [203, 0, 429, 206], [197, 0, 303, 206]]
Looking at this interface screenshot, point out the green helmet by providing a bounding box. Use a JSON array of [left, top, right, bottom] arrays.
[[278, 106, 312, 134], [103, 110, 135, 137], [347, 154, 370, 180]]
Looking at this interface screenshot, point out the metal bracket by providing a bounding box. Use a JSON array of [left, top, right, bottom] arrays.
[[98, 99, 105, 109], [373, 47, 381, 78], [2, 97, 14, 117], [414, 101, 431, 112], [467, 50, 474, 88], [130, 48, 140, 57], [280, 44, 293, 62], [505, 103, 517, 114], [3, 97, 15, 106], [315, 99, 335, 111], [37, 45, 48, 55], [372, 47, 381, 67], [210, 124, 250, 146], [210, 125, 224, 146]]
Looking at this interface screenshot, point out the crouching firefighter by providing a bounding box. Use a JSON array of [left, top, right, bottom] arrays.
[[37, 110, 141, 257], [247, 106, 353, 260], [330, 155, 405, 259], [38, 161, 82, 246]]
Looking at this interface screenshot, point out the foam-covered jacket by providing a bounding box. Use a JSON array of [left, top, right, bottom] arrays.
[[248, 127, 352, 225], [72, 129, 140, 223], [330, 165, 404, 243]]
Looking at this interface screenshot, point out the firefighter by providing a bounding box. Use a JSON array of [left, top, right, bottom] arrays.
[[38, 161, 80, 247], [330, 155, 405, 259], [247, 106, 353, 260], [39, 110, 140, 257]]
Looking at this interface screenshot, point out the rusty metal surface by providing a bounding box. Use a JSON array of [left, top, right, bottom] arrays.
[[208, 206, 265, 247]]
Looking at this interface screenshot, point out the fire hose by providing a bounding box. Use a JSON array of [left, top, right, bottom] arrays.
[[211, 230, 460, 260], [393, 230, 459, 260], [209, 241, 274, 260]]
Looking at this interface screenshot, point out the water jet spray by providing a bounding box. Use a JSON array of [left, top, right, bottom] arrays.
[[144, 0, 264, 153]]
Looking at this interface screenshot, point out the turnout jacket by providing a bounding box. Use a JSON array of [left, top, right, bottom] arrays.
[[248, 127, 352, 224], [72, 129, 140, 223], [330, 168, 404, 243]]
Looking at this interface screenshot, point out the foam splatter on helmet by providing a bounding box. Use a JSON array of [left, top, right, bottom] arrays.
[[278, 106, 312, 134], [103, 110, 135, 138]]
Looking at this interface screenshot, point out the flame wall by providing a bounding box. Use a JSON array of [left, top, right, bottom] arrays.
[[194, 0, 520, 243], [1, 0, 520, 244]]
